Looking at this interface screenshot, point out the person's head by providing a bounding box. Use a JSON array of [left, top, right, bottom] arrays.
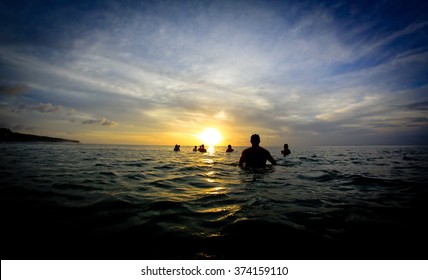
[[250, 134, 260, 146], [284, 144, 288, 149], [228, 144, 232, 148]]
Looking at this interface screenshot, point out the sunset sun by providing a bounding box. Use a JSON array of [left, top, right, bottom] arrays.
[[198, 128, 222, 146]]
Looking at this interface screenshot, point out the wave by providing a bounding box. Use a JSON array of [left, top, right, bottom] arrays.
[[1, 144, 427, 259]]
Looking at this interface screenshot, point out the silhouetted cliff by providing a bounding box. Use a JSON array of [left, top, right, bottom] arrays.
[[0, 128, 80, 143]]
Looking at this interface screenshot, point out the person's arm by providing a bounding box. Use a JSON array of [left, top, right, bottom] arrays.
[[267, 152, 277, 165], [238, 151, 246, 166]]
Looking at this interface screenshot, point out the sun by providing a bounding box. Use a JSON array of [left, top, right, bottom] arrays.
[[198, 128, 222, 146]]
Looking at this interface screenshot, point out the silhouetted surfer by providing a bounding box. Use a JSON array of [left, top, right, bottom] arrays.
[[198, 144, 207, 153], [281, 144, 291, 156], [238, 134, 277, 168], [226, 144, 234, 152]]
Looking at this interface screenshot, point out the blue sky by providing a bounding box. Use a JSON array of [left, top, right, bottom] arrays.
[[1, 0, 427, 145]]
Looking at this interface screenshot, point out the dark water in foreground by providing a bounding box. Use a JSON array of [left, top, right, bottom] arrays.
[[1, 144, 427, 259]]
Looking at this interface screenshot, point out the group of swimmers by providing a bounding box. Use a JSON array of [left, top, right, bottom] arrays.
[[193, 145, 207, 152], [175, 134, 291, 169], [186, 144, 233, 153]]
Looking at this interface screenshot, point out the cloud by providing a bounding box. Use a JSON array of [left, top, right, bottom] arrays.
[[0, 0, 426, 145], [0, 83, 30, 95], [34, 103, 62, 113], [406, 100, 428, 111], [82, 117, 117, 127], [13, 102, 62, 113], [67, 108, 76, 115]]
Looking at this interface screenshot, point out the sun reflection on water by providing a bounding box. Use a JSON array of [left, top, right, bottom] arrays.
[[205, 186, 226, 195], [207, 145, 215, 155], [199, 205, 241, 221]]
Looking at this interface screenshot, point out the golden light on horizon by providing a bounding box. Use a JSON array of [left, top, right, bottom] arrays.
[[198, 127, 222, 146]]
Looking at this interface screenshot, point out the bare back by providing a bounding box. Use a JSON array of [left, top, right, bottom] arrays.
[[239, 146, 276, 168]]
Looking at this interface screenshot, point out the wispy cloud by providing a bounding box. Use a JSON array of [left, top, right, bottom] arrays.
[[0, 0, 426, 145], [13, 102, 62, 114], [82, 117, 117, 127], [0, 83, 30, 96]]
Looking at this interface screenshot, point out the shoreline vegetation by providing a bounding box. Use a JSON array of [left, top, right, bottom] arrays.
[[0, 128, 80, 143]]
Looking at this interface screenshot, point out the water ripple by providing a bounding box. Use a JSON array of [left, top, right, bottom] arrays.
[[1, 144, 427, 259]]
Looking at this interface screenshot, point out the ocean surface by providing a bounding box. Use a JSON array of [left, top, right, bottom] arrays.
[[1, 143, 427, 259]]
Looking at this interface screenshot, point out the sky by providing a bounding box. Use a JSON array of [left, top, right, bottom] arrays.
[[1, 0, 427, 146]]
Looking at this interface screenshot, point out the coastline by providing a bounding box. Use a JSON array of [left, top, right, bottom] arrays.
[[0, 128, 80, 143]]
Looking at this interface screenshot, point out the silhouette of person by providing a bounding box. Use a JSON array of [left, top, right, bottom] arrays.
[[174, 144, 180, 151], [239, 134, 277, 168], [198, 144, 207, 153], [193, 146, 198, 151], [226, 144, 234, 152], [281, 144, 291, 156]]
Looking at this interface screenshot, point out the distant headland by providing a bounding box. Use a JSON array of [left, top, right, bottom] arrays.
[[0, 128, 80, 143]]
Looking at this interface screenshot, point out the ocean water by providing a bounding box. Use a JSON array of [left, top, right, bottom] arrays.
[[1, 143, 427, 259]]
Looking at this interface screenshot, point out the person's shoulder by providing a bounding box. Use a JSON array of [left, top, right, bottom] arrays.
[[240, 147, 253, 155], [259, 146, 270, 153]]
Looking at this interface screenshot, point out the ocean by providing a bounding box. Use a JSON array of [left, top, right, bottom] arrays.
[[1, 143, 427, 259]]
